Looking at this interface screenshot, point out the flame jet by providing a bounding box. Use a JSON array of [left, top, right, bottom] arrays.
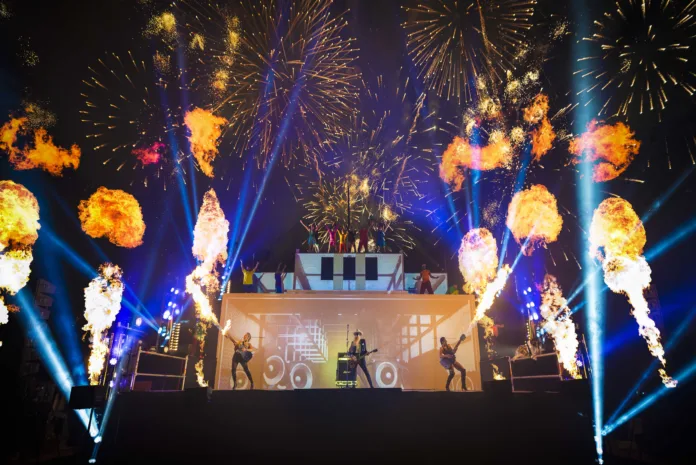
[[589, 197, 677, 388], [185, 189, 230, 386]]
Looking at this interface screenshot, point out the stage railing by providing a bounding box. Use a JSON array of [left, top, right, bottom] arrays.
[[129, 347, 188, 392]]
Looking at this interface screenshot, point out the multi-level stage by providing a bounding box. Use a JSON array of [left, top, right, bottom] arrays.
[[91, 253, 595, 464]]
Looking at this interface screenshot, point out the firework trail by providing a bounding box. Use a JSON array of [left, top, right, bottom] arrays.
[[458, 228, 511, 357], [1, 112, 81, 176], [539, 274, 581, 379], [570, 120, 641, 182], [174, 0, 360, 170], [78, 187, 146, 248], [184, 107, 227, 178], [589, 197, 677, 388], [185, 189, 229, 386], [401, 0, 536, 103], [577, 0, 696, 120], [83, 264, 125, 385], [506, 184, 563, 256], [0, 181, 40, 340]]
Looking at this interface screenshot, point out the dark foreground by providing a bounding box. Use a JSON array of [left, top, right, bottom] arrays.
[[89, 387, 596, 464]]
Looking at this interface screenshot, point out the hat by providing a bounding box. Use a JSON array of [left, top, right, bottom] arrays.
[[353, 329, 363, 336]]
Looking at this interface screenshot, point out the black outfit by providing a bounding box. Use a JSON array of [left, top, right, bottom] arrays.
[[442, 344, 466, 391], [349, 338, 374, 388], [232, 341, 254, 389]]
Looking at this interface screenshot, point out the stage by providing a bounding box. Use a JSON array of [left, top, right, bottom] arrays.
[[96, 387, 595, 464]]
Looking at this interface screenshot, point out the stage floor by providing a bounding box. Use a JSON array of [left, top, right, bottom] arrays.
[[97, 388, 595, 464]]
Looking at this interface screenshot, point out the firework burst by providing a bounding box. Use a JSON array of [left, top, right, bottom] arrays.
[[175, 0, 361, 170], [577, 0, 696, 120], [401, 0, 536, 103], [79, 50, 182, 188]]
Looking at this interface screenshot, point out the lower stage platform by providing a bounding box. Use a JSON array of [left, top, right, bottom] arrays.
[[96, 388, 595, 464]]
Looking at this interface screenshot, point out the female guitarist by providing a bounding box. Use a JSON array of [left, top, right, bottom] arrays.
[[225, 331, 255, 390], [439, 335, 467, 391]]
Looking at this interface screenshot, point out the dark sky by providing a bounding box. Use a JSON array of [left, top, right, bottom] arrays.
[[1, 0, 696, 442]]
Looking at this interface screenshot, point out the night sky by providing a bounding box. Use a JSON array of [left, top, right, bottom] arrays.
[[1, 0, 696, 455]]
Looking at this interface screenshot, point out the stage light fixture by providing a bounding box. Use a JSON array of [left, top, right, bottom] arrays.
[[109, 358, 117, 366], [135, 317, 142, 327]]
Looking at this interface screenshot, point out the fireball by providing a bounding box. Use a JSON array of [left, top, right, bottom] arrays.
[[458, 228, 499, 296], [0, 180, 40, 251], [440, 136, 513, 191], [78, 187, 146, 248], [570, 120, 640, 182], [506, 184, 563, 255], [588, 197, 645, 260]]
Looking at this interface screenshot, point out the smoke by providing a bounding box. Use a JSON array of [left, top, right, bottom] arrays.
[[506, 184, 563, 255], [184, 108, 227, 178], [78, 187, 146, 248], [590, 197, 677, 388], [132, 141, 165, 165], [83, 264, 124, 385]]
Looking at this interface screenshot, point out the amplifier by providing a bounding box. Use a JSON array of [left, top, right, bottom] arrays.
[[335, 352, 356, 388]]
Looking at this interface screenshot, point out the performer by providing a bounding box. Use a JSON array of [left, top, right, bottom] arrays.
[[375, 223, 386, 253], [240, 259, 259, 293], [300, 220, 318, 252], [357, 223, 370, 253], [326, 223, 338, 253], [414, 264, 439, 294], [274, 263, 287, 294], [440, 336, 467, 391], [348, 330, 374, 388], [337, 226, 347, 253], [346, 228, 356, 253], [225, 331, 255, 390]]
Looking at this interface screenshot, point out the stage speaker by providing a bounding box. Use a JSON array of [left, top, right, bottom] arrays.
[[321, 257, 334, 280], [482, 380, 512, 395], [184, 386, 212, 405], [365, 257, 378, 280], [343, 256, 356, 280], [69, 385, 107, 410]]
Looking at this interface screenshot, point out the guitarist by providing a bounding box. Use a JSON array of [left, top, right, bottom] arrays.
[[348, 330, 375, 388], [440, 336, 467, 391], [225, 331, 255, 390]]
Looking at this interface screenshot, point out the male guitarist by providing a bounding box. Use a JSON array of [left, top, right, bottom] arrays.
[[439, 335, 467, 391], [348, 330, 375, 388], [225, 331, 255, 390]]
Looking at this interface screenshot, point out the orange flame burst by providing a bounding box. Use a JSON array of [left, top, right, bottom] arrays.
[[531, 117, 555, 161], [569, 120, 640, 182], [523, 94, 550, 124], [132, 141, 164, 166], [458, 228, 499, 296], [184, 108, 227, 178], [78, 187, 146, 248], [0, 180, 40, 251], [506, 184, 563, 256], [589, 197, 677, 388], [0, 116, 81, 176], [440, 135, 513, 191]]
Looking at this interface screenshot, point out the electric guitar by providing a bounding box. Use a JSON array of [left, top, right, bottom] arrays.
[[439, 334, 466, 369], [348, 349, 378, 369]]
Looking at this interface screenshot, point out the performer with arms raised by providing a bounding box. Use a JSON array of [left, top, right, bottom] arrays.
[[225, 331, 255, 390], [440, 335, 467, 391]]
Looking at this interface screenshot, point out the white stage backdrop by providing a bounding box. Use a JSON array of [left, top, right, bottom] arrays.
[[215, 292, 480, 391]]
